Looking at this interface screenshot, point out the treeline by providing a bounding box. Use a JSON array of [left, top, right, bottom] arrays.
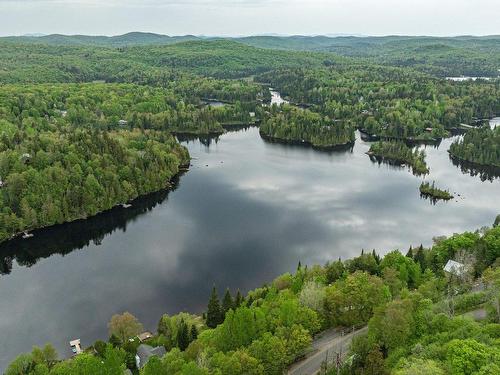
[[256, 67, 500, 141], [449, 126, 500, 168], [368, 141, 429, 175], [6, 225, 500, 374], [260, 105, 355, 148]]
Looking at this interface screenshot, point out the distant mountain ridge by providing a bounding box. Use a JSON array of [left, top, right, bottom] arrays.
[[2, 32, 499, 50], [1, 32, 201, 46]]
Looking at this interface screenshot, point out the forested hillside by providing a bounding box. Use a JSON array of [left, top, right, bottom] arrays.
[[5, 224, 500, 374], [4, 33, 499, 77]]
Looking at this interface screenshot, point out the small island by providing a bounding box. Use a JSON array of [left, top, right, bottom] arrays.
[[260, 105, 355, 149], [419, 181, 454, 201], [367, 141, 429, 175]]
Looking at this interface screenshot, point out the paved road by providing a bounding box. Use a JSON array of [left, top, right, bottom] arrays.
[[288, 327, 368, 375]]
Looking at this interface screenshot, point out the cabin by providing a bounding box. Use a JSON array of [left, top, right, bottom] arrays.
[[118, 119, 128, 126], [425, 127, 433, 132], [249, 112, 256, 118], [135, 344, 166, 369], [443, 259, 466, 278], [69, 339, 83, 355], [137, 331, 153, 342]]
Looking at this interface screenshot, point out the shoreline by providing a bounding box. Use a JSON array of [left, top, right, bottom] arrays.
[[1, 165, 190, 247]]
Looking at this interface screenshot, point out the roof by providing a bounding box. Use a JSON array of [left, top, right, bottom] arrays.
[[137, 332, 153, 342], [444, 260, 466, 276], [136, 344, 166, 368]]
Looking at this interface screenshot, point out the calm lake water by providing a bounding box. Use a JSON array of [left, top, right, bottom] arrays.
[[0, 126, 498, 369]]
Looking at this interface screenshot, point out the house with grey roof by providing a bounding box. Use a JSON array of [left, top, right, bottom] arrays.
[[135, 344, 166, 369], [443, 259, 466, 277]]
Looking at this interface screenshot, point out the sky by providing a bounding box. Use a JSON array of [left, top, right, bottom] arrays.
[[0, 0, 499, 37]]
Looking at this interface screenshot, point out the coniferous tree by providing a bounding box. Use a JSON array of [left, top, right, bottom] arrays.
[[177, 319, 190, 351], [234, 289, 243, 308], [406, 246, 413, 258], [206, 286, 223, 328], [414, 246, 427, 271], [222, 288, 234, 315], [189, 325, 198, 342]]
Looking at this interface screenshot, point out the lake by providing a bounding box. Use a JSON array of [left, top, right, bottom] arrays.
[[0, 126, 498, 370]]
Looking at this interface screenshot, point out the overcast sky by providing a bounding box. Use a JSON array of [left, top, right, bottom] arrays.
[[0, 0, 499, 37]]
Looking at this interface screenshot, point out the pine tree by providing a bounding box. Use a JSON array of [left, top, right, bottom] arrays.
[[234, 289, 243, 308], [406, 246, 413, 258], [414, 245, 426, 271], [177, 319, 190, 351], [222, 288, 234, 315], [206, 285, 223, 328], [189, 325, 198, 342]]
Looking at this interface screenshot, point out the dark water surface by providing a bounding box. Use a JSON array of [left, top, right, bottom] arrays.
[[0, 127, 498, 369]]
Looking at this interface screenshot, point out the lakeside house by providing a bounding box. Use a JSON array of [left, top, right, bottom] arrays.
[[118, 119, 128, 126], [135, 344, 166, 369]]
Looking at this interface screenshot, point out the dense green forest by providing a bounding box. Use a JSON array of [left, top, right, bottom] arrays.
[[449, 127, 500, 168], [0, 81, 266, 242], [368, 141, 429, 175], [260, 105, 355, 148], [6, 224, 500, 374], [256, 67, 500, 141], [0, 40, 339, 83], [235, 35, 500, 77], [4, 33, 500, 77]]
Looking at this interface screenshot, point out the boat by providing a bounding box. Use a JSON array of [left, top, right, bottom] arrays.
[[121, 203, 132, 209], [22, 232, 34, 239]]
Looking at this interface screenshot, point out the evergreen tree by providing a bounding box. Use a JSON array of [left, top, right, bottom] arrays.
[[206, 285, 223, 328], [234, 289, 243, 308], [189, 325, 198, 342], [406, 246, 413, 258], [222, 288, 234, 315], [414, 246, 427, 271], [177, 319, 190, 351]]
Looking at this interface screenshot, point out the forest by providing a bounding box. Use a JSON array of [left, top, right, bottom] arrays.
[[449, 127, 500, 168], [0, 81, 263, 242], [3, 33, 500, 77], [5, 224, 500, 374], [256, 67, 500, 142], [260, 105, 355, 148], [367, 141, 429, 175]]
